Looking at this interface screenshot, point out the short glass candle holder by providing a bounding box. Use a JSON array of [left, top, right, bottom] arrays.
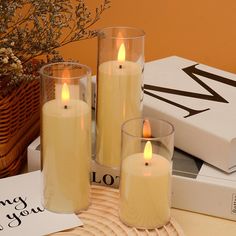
[[119, 117, 174, 229], [40, 62, 92, 213], [96, 26, 145, 169]]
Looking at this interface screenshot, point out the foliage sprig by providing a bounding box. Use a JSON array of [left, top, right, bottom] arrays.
[[0, 0, 111, 98]]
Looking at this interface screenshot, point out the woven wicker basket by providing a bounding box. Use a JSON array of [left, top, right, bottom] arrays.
[[0, 79, 40, 177]]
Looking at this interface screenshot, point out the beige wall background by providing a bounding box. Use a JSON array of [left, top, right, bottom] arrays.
[[59, 0, 236, 75]]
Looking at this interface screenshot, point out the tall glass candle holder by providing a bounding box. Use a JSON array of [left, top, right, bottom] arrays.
[[119, 118, 174, 229], [96, 26, 145, 169], [40, 62, 91, 213]]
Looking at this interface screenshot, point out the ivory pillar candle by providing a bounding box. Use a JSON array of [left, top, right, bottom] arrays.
[[40, 62, 92, 213], [96, 27, 145, 168], [42, 99, 91, 213], [120, 118, 175, 229], [119, 142, 171, 229], [96, 59, 142, 168]]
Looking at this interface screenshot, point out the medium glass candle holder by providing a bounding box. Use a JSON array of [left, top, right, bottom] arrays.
[[96, 26, 145, 169], [40, 62, 92, 213], [119, 117, 174, 229]]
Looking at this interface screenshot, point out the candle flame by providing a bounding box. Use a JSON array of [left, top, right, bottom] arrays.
[[143, 119, 152, 138], [118, 43, 126, 62], [116, 32, 123, 44], [62, 68, 70, 79], [61, 83, 70, 103], [144, 141, 152, 161]]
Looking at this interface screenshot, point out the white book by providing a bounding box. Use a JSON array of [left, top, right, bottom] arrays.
[[143, 56, 236, 173], [172, 148, 236, 221]]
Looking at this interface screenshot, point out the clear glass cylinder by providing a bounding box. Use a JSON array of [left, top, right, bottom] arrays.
[[119, 117, 174, 229], [40, 62, 91, 213], [96, 26, 145, 169]]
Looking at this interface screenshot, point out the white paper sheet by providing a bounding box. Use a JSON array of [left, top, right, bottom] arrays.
[[0, 171, 82, 236]]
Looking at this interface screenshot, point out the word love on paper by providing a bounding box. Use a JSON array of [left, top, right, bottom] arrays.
[[0, 196, 44, 230]]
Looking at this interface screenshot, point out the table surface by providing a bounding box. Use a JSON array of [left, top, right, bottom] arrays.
[[171, 208, 236, 236]]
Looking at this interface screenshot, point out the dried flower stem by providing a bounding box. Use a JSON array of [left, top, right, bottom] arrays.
[[0, 0, 111, 98]]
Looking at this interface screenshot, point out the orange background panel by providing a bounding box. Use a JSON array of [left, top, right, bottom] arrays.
[[59, 0, 236, 75]]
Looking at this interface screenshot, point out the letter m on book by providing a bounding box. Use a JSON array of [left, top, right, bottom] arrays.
[[144, 63, 236, 118]]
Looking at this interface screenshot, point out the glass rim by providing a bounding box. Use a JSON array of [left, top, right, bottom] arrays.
[[121, 117, 175, 140], [98, 26, 145, 40], [39, 62, 92, 80]]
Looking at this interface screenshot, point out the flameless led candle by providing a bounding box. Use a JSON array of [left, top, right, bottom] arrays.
[[119, 141, 171, 229], [119, 118, 174, 229], [40, 62, 91, 213], [96, 27, 145, 168]]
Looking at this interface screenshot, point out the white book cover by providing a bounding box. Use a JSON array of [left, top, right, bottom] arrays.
[[143, 56, 236, 173]]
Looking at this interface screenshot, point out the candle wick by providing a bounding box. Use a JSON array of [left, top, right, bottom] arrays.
[[119, 64, 122, 69], [64, 105, 68, 109], [145, 162, 149, 166]]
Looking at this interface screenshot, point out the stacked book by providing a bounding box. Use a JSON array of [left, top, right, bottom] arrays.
[[143, 56, 236, 221]]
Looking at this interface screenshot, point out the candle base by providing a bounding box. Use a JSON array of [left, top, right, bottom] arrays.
[[118, 214, 171, 230], [43, 201, 91, 214]]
